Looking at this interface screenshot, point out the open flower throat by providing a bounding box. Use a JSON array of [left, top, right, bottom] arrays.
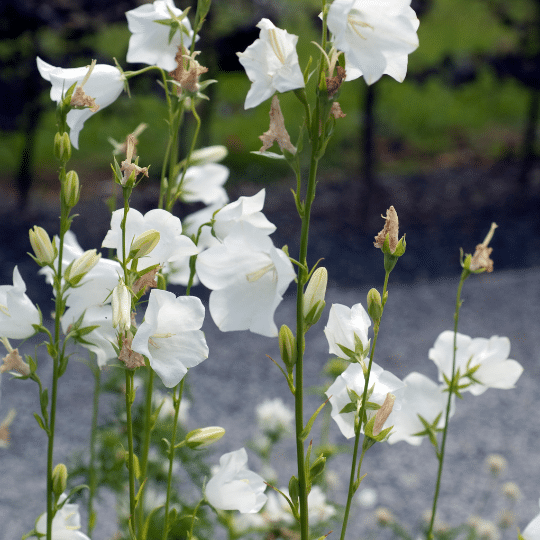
[[347, 10, 374, 40]]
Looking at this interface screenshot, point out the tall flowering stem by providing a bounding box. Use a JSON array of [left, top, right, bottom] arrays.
[[340, 271, 390, 540], [427, 266, 470, 540]]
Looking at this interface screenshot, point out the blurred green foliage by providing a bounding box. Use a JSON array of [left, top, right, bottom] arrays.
[[0, 0, 532, 187]]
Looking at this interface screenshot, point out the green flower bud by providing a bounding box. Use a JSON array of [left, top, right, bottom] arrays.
[[65, 249, 101, 286], [185, 426, 225, 449], [29, 226, 56, 265], [112, 280, 131, 332], [52, 463, 68, 496], [367, 288, 383, 323], [309, 455, 326, 481], [288, 475, 299, 508], [129, 229, 161, 260], [303, 268, 328, 328], [54, 132, 71, 163], [63, 170, 80, 208], [279, 325, 297, 368]]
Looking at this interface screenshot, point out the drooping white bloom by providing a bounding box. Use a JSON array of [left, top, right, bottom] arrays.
[[327, 0, 420, 85], [179, 163, 229, 206], [256, 397, 294, 435], [324, 302, 371, 359], [387, 372, 454, 445], [429, 331, 523, 396], [213, 189, 276, 241], [37, 57, 124, 149], [126, 0, 195, 70], [196, 223, 295, 337], [205, 448, 267, 513], [522, 501, 540, 540], [237, 18, 305, 109], [326, 362, 404, 439], [102, 208, 198, 269], [0, 267, 40, 339], [131, 289, 208, 387], [29, 493, 90, 540]]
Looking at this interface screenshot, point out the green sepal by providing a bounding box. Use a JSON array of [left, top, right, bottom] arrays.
[[288, 475, 299, 511], [33, 413, 48, 433], [267, 484, 300, 522], [339, 402, 357, 415]]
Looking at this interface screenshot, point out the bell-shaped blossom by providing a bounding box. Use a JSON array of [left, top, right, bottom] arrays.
[[326, 362, 404, 439], [126, 0, 195, 71], [206, 448, 267, 513], [131, 289, 208, 387], [196, 223, 295, 337], [523, 501, 540, 540], [324, 302, 371, 359], [237, 18, 305, 109], [0, 266, 40, 339], [29, 493, 90, 540], [179, 163, 229, 206], [213, 189, 276, 241], [37, 57, 123, 149], [327, 0, 419, 85], [102, 208, 198, 269], [429, 331, 523, 396], [387, 372, 454, 446]]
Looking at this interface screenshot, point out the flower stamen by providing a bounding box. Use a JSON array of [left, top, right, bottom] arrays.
[[268, 29, 286, 64], [347, 11, 374, 40], [246, 262, 277, 283]]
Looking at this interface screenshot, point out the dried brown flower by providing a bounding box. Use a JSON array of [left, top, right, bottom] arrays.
[[119, 336, 145, 370], [330, 102, 346, 119], [169, 47, 208, 94], [1, 349, 30, 376], [373, 393, 395, 436], [374, 206, 399, 252], [259, 95, 296, 154], [133, 266, 161, 296], [470, 223, 498, 273], [326, 65, 346, 98]]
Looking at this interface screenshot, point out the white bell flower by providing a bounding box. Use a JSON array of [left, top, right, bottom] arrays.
[[326, 362, 404, 439], [213, 189, 276, 241], [523, 500, 540, 540], [102, 208, 198, 269], [324, 302, 371, 359], [387, 372, 454, 446], [179, 163, 229, 205], [0, 266, 40, 339], [237, 18, 305, 109], [29, 493, 90, 540], [327, 0, 419, 84], [126, 0, 195, 71], [429, 331, 523, 396], [205, 448, 267, 513], [37, 57, 124, 149], [131, 289, 208, 387], [196, 223, 295, 337]]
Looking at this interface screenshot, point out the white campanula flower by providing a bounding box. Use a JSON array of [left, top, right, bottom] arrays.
[[256, 397, 294, 435], [213, 188, 276, 240], [102, 208, 198, 270], [205, 448, 267, 513], [324, 302, 371, 359], [179, 163, 229, 205], [522, 500, 540, 540], [326, 362, 404, 439], [131, 289, 208, 387], [387, 372, 454, 446], [196, 223, 295, 337], [37, 57, 124, 149], [237, 18, 305, 109], [126, 0, 195, 71], [327, 0, 419, 85], [28, 493, 90, 540], [429, 331, 523, 396], [0, 266, 40, 339]]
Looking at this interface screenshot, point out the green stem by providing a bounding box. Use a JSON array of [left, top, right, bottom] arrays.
[[125, 370, 137, 534], [340, 271, 390, 540], [162, 378, 186, 540], [87, 361, 101, 536], [427, 268, 469, 540]]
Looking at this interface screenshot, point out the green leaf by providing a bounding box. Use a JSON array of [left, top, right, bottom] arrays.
[[33, 413, 48, 433], [300, 398, 329, 441], [339, 402, 357, 415]]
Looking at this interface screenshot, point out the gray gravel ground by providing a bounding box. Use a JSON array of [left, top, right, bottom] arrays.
[[1, 267, 540, 540]]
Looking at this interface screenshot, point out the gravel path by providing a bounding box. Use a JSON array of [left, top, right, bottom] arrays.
[[1, 266, 539, 540]]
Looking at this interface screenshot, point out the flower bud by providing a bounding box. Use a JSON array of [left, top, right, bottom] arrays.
[[29, 226, 56, 265], [65, 249, 101, 286], [309, 454, 326, 481], [63, 170, 80, 207], [185, 426, 225, 449], [129, 229, 160, 260], [279, 325, 297, 368], [54, 132, 71, 162], [190, 145, 228, 165], [52, 463, 68, 496], [367, 288, 383, 323], [112, 280, 131, 333], [303, 267, 328, 327]]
